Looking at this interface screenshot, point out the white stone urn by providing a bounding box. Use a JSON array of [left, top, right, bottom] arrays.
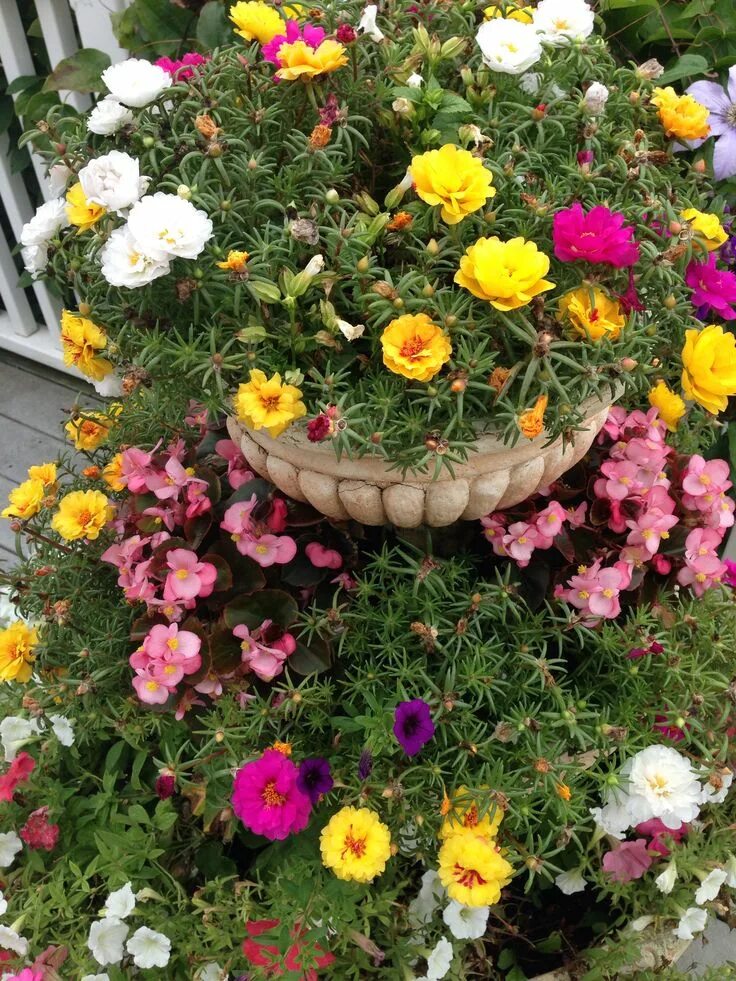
[[226, 390, 619, 528]]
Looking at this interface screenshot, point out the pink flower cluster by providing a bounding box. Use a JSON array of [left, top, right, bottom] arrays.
[[234, 621, 296, 683], [130, 623, 202, 705], [603, 819, 688, 883]]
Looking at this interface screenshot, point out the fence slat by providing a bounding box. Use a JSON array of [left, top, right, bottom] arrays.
[[34, 0, 91, 113], [0, 229, 39, 338], [70, 0, 129, 64]]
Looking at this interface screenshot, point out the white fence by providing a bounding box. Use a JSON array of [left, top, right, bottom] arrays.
[[0, 0, 128, 372]]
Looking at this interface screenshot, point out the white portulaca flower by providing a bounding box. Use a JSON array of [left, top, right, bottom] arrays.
[[0, 716, 40, 762], [87, 96, 134, 135], [21, 244, 48, 278], [408, 869, 446, 928], [79, 151, 148, 215], [674, 907, 708, 941], [126, 926, 171, 969], [101, 58, 171, 108], [88, 917, 129, 966], [532, 0, 595, 46], [655, 861, 678, 895], [424, 936, 453, 980], [407, 72, 424, 88], [126, 192, 213, 261], [695, 869, 727, 905], [92, 373, 125, 398], [46, 162, 73, 197], [589, 795, 632, 840], [0, 832, 22, 869], [337, 319, 365, 342], [100, 226, 171, 289], [699, 766, 733, 805], [476, 19, 543, 75], [358, 5, 384, 42], [103, 882, 136, 920], [554, 869, 587, 895], [0, 926, 28, 957], [583, 81, 609, 116], [442, 900, 489, 940], [20, 197, 68, 248], [48, 714, 75, 747]]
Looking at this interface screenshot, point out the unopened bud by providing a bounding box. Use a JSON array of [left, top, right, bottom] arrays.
[[426, 238, 440, 256], [177, 184, 192, 199], [325, 188, 340, 204], [693, 159, 707, 174], [357, 256, 371, 273], [78, 301, 91, 316], [620, 357, 638, 371]]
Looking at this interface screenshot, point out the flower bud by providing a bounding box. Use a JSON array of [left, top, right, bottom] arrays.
[[142, 135, 155, 148], [583, 82, 609, 116], [440, 36, 466, 59], [426, 238, 440, 256], [357, 256, 371, 273], [694, 159, 707, 174], [325, 188, 340, 204], [620, 357, 638, 371], [177, 184, 192, 200], [354, 191, 381, 216]]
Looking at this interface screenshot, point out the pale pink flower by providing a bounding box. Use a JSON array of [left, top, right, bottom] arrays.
[[566, 502, 588, 528], [163, 548, 217, 601], [221, 496, 258, 550], [598, 460, 641, 500], [503, 521, 539, 567], [120, 445, 157, 493], [234, 623, 290, 682], [215, 439, 255, 489], [602, 839, 653, 883], [147, 457, 207, 502], [683, 528, 724, 575], [243, 533, 297, 568], [681, 456, 730, 499], [132, 667, 174, 704], [481, 514, 507, 555], [535, 501, 566, 543]]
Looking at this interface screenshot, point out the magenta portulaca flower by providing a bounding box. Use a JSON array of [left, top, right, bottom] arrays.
[[232, 749, 312, 840], [553, 203, 640, 267]]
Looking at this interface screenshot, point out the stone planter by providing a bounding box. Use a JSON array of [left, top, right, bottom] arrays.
[[226, 390, 619, 528]]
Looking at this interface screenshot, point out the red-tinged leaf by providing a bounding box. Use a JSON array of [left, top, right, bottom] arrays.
[[223, 589, 299, 629]]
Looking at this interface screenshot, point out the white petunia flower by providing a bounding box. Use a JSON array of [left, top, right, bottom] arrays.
[[20, 198, 68, 248], [0, 716, 40, 762], [101, 59, 171, 108], [699, 766, 733, 805], [100, 226, 171, 289], [0, 832, 22, 869], [358, 5, 384, 42], [589, 795, 632, 840], [21, 244, 48, 277], [655, 861, 678, 895], [103, 882, 136, 920], [532, 0, 595, 46], [79, 151, 148, 215], [48, 714, 75, 747], [195, 965, 226, 981], [555, 869, 587, 895], [695, 869, 727, 905], [126, 192, 213, 261], [476, 19, 542, 75], [46, 162, 73, 197], [81, 975, 111, 981], [407, 73, 424, 88], [87, 97, 134, 135], [425, 936, 453, 980], [408, 869, 446, 928], [87, 917, 129, 966], [0, 890, 7, 917], [674, 907, 708, 941], [630, 915, 654, 932], [583, 81, 609, 116], [337, 319, 365, 342], [442, 900, 489, 940], [0, 926, 28, 957], [126, 926, 171, 969]]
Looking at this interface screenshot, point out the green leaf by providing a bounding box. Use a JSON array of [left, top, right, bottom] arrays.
[[659, 53, 710, 84], [197, 1, 231, 48], [44, 49, 111, 94], [223, 588, 298, 629], [288, 640, 331, 676], [200, 552, 233, 591], [129, 0, 194, 55], [6, 75, 41, 95]]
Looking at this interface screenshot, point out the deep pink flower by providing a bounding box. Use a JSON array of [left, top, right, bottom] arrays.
[[266, 498, 289, 533], [305, 542, 343, 570], [3, 970, 43, 981], [653, 713, 687, 742], [163, 548, 217, 601], [616, 270, 646, 314], [155, 773, 176, 799], [262, 21, 325, 64], [0, 751, 36, 802], [686, 254, 736, 320], [20, 806, 59, 851], [335, 23, 357, 43], [553, 203, 640, 267], [307, 414, 332, 442], [602, 838, 653, 882], [724, 558, 736, 587], [232, 749, 312, 840], [155, 51, 209, 81], [636, 817, 688, 856]]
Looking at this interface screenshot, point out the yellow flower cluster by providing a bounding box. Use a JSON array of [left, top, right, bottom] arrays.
[[61, 309, 113, 381], [2, 462, 57, 521], [234, 369, 307, 437], [410, 144, 496, 225], [0, 621, 39, 683], [320, 806, 392, 882], [652, 87, 710, 142]]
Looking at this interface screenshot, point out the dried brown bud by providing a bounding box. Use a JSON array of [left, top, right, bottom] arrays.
[[372, 282, 398, 300], [533, 757, 551, 773], [195, 114, 220, 140]]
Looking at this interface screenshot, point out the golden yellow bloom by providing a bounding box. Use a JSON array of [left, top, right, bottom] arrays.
[[272, 740, 293, 755], [216, 250, 250, 272], [103, 453, 126, 492], [556, 782, 572, 802], [65, 411, 115, 451], [0, 622, 39, 683], [1, 478, 46, 521], [648, 380, 686, 432], [557, 287, 626, 342], [320, 806, 391, 882], [229, 1, 284, 43], [484, 2, 533, 22], [440, 786, 504, 841], [455, 237, 555, 311], [681, 324, 736, 415], [410, 144, 495, 225], [438, 830, 514, 907], [51, 489, 111, 541], [681, 208, 728, 252], [234, 369, 307, 437], [652, 87, 710, 142], [27, 462, 57, 488], [518, 394, 548, 439], [275, 39, 348, 82], [60, 310, 113, 381], [66, 182, 105, 232], [380, 313, 452, 383]]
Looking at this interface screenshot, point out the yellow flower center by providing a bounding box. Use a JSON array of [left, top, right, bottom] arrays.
[[145, 681, 160, 692], [167, 637, 179, 651], [261, 780, 286, 808], [175, 569, 189, 580]]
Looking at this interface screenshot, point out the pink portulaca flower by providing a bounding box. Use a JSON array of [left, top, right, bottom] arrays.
[[553, 203, 640, 267], [163, 548, 218, 601], [602, 838, 653, 883], [155, 51, 209, 81], [231, 749, 312, 840]]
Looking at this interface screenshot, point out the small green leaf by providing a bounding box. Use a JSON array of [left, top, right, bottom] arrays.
[[659, 54, 710, 84], [223, 588, 298, 629], [44, 49, 111, 94], [197, 1, 231, 48]]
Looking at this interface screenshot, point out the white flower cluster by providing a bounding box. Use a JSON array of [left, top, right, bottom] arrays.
[[19, 197, 68, 277], [87, 882, 171, 969], [0, 712, 74, 761], [476, 0, 595, 76]]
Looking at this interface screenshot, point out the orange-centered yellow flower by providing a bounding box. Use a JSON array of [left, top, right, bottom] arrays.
[[234, 369, 307, 437], [651, 87, 710, 142], [103, 453, 126, 492], [557, 287, 626, 342], [276, 39, 348, 82], [27, 462, 57, 488], [217, 249, 250, 272], [320, 806, 392, 882], [440, 786, 504, 841], [229, 1, 284, 43], [51, 489, 111, 541], [60, 309, 113, 381], [66, 182, 105, 232], [380, 313, 452, 383], [0, 622, 39, 683], [681, 209, 728, 252], [681, 324, 736, 415], [65, 411, 115, 451], [648, 380, 686, 432], [455, 237, 555, 311], [2, 478, 46, 521], [410, 144, 496, 225], [438, 830, 514, 907]]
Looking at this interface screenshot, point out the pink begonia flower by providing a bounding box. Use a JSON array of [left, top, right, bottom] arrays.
[[262, 20, 326, 64], [625, 507, 679, 556], [194, 672, 225, 697], [155, 51, 209, 80], [148, 597, 186, 622], [133, 668, 174, 704], [234, 623, 295, 682], [602, 838, 653, 882], [131, 623, 202, 694], [556, 559, 631, 624], [140, 622, 202, 662], [332, 571, 358, 590], [175, 689, 206, 720], [221, 495, 259, 550], [535, 501, 566, 543], [503, 521, 539, 567], [184, 479, 212, 519], [553, 203, 640, 267], [147, 456, 208, 502], [124, 560, 158, 604], [678, 560, 728, 596], [101, 533, 150, 583], [598, 460, 642, 501], [120, 445, 157, 493], [184, 402, 208, 430], [635, 818, 688, 857], [243, 533, 297, 568], [142, 501, 185, 532], [566, 502, 588, 528], [215, 439, 255, 490], [305, 542, 343, 570], [600, 406, 628, 443], [703, 493, 736, 531], [683, 527, 724, 575], [651, 554, 673, 575], [266, 497, 289, 533], [681, 455, 731, 499], [481, 514, 507, 554], [163, 548, 218, 601]]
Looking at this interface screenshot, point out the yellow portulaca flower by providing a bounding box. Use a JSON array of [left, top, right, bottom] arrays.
[[103, 453, 126, 492], [320, 806, 391, 882], [484, 2, 533, 22], [0, 622, 39, 683], [229, 1, 284, 43], [2, 478, 46, 521], [681, 208, 728, 252], [648, 380, 686, 432], [410, 144, 496, 225], [234, 369, 306, 437], [651, 87, 710, 142], [65, 411, 115, 451], [681, 324, 736, 415], [438, 830, 514, 907], [60, 309, 113, 381], [216, 249, 250, 272], [27, 462, 57, 488], [380, 313, 452, 383], [455, 237, 555, 311], [276, 39, 348, 81], [557, 287, 626, 342], [518, 394, 548, 440], [51, 489, 111, 541], [66, 182, 105, 232], [440, 786, 504, 841]]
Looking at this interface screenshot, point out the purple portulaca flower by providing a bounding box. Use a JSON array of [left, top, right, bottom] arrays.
[[296, 757, 333, 804], [393, 699, 435, 757], [685, 67, 736, 180]]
